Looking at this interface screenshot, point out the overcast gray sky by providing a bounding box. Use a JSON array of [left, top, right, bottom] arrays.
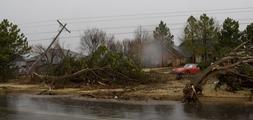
[[1, 0, 253, 52]]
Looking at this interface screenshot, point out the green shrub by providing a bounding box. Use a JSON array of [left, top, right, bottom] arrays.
[[239, 64, 253, 76], [46, 46, 144, 84], [197, 62, 209, 70], [88, 46, 144, 81]]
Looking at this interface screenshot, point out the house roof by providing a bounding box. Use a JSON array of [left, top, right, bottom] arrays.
[[27, 48, 83, 61], [173, 46, 192, 58], [167, 46, 185, 59], [21, 53, 39, 61], [142, 40, 190, 59]]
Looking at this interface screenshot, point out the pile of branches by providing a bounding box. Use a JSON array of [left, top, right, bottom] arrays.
[[183, 41, 253, 103], [215, 64, 253, 92], [32, 46, 145, 89]]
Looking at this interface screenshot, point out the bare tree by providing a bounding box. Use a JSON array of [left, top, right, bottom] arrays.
[[33, 44, 49, 63], [122, 39, 131, 56], [115, 41, 123, 52], [33, 41, 64, 64], [134, 26, 150, 42], [106, 39, 123, 52], [106, 39, 118, 52], [132, 26, 153, 64], [80, 28, 107, 55]]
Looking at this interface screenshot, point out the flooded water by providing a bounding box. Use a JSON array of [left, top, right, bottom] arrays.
[[0, 94, 252, 120]]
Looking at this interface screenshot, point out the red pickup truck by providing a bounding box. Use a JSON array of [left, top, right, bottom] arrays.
[[172, 64, 200, 79]]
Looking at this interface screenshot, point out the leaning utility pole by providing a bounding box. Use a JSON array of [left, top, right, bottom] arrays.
[[27, 20, 71, 74]]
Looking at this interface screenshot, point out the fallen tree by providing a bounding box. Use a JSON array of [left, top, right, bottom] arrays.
[[32, 67, 108, 88], [31, 46, 147, 90], [183, 40, 253, 103]]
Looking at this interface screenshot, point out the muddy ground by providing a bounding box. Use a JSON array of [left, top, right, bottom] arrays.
[[0, 67, 252, 103]]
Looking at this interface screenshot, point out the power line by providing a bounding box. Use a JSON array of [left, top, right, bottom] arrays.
[[19, 6, 253, 26], [26, 26, 183, 37], [19, 7, 253, 28], [24, 24, 160, 35], [28, 32, 145, 42], [66, 9, 253, 24], [28, 31, 155, 42], [27, 22, 253, 43], [64, 6, 253, 21], [24, 18, 253, 35]]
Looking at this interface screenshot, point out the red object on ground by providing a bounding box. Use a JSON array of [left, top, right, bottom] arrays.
[[172, 64, 200, 74]]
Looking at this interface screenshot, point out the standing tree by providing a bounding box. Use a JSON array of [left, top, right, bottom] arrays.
[[80, 28, 106, 55], [242, 23, 253, 43], [153, 21, 174, 46], [153, 21, 174, 66], [182, 14, 219, 67], [106, 39, 123, 53], [0, 19, 30, 81], [183, 16, 201, 63], [122, 39, 131, 56], [134, 26, 150, 42], [133, 26, 150, 64], [217, 17, 242, 57], [198, 14, 219, 65]]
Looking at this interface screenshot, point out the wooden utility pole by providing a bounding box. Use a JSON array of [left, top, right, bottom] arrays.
[[27, 20, 71, 74]]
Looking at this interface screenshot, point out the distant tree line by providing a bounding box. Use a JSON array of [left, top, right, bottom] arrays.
[[80, 21, 174, 66], [182, 14, 253, 68], [80, 14, 253, 68], [1, 13, 253, 81]]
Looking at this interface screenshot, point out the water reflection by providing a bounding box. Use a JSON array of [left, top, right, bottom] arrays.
[[0, 95, 252, 120], [183, 103, 253, 120], [0, 95, 15, 120]]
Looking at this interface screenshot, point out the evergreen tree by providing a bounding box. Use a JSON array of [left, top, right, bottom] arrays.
[[183, 16, 200, 63], [182, 14, 219, 66], [0, 19, 30, 81], [153, 21, 174, 47], [198, 14, 219, 65], [243, 23, 253, 43], [153, 21, 174, 66], [217, 17, 242, 57]]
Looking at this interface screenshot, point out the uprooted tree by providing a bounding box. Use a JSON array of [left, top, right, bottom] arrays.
[[183, 40, 253, 103]]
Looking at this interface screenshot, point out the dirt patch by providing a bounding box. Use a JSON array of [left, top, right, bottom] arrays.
[[1, 77, 251, 103], [1, 68, 252, 103]]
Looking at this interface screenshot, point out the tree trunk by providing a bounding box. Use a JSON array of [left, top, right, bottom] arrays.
[[183, 40, 253, 103]]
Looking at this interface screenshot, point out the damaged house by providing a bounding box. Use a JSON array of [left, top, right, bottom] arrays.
[[13, 46, 81, 74], [141, 40, 191, 67]]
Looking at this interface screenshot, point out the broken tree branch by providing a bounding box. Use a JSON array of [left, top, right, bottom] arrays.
[[183, 40, 253, 103], [33, 67, 109, 84]]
